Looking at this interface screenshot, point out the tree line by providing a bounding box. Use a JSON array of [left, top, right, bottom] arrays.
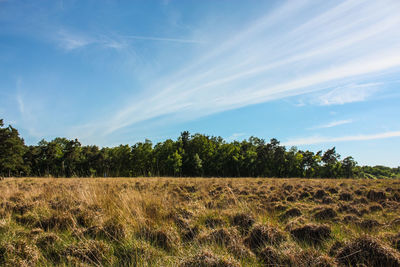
[[1, 119, 399, 178]]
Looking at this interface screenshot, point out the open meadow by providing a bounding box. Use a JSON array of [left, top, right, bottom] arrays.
[[1, 177, 400, 266]]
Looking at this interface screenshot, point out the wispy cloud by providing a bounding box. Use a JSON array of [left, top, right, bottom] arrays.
[[226, 133, 246, 142], [125, 35, 204, 44], [310, 119, 353, 129], [73, 0, 400, 139], [16, 93, 25, 114], [55, 30, 203, 51], [16, 79, 25, 114], [283, 130, 400, 146], [56, 30, 93, 50], [14, 79, 43, 138], [316, 82, 381, 106]]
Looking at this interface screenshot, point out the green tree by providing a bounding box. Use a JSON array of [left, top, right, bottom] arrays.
[[1, 121, 385, 179], [131, 139, 153, 176], [63, 139, 82, 177], [301, 150, 321, 178], [341, 156, 357, 178], [239, 140, 257, 177], [166, 150, 182, 176], [0, 119, 28, 176], [285, 147, 304, 177], [321, 147, 340, 178], [193, 153, 203, 176]]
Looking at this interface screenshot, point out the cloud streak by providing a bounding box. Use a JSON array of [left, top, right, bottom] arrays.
[[226, 133, 246, 142], [283, 130, 400, 146], [310, 119, 353, 129], [73, 0, 400, 140], [56, 30, 93, 50], [14, 79, 42, 138], [316, 83, 382, 106], [125, 35, 204, 44], [55, 30, 203, 51]]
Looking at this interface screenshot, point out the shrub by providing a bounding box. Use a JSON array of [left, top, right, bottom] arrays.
[[279, 208, 302, 221], [138, 226, 179, 251], [295, 249, 335, 267], [299, 191, 311, 199], [180, 250, 240, 267], [35, 232, 60, 250], [357, 219, 381, 230], [0, 240, 40, 266], [314, 190, 328, 199], [102, 218, 127, 240], [35, 232, 62, 263], [322, 196, 334, 204], [114, 241, 162, 266], [313, 207, 337, 220], [336, 236, 400, 266], [65, 240, 110, 265], [201, 228, 239, 247], [290, 224, 331, 245], [339, 192, 353, 201], [231, 213, 255, 234], [257, 246, 291, 266], [205, 217, 225, 229], [244, 224, 286, 250], [369, 204, 383, 212], [35, 212, 75, 231], [367, 190, 386, 201]]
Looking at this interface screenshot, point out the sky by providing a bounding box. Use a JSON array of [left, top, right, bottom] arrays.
[[0, 0, 400, 167]]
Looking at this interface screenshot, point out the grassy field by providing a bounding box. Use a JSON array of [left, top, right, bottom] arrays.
[[0, 177, 400, 266]]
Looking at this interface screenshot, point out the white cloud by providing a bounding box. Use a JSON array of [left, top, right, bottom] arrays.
[[16, 79, 25, 114], [14, 79, 43, 138], [310, 119, 353, 129], [316, 83, 381, 105], [55, 29, 203, 52], [16, 93, 24, 114], [124, 35, 204, 44], [56, 30, 93, 50], [72, 0, 400, 139], [283, 130, 400, 146], [226, 133, 246, 142]]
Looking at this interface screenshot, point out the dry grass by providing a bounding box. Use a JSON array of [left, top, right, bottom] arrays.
[[0, 177, 400, 266]]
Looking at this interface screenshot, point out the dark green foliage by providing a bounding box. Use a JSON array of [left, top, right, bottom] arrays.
[[359, 165, 400, 179], [0, 118, 398, 178], [0, 119, 27, 176]]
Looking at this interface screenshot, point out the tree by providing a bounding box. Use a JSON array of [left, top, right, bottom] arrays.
[[63, 139, 82, 177], [301, 150, 321, 178], [24, 145, 41, 176], [0, 119, 27, 176], [0, 121, 382, 179], [239, 139, 257, 177], [193, 153, 203, 176], [154, 139, 178, 176], [321, 147, 340, 178], [131, 139, 153, 176], [166, 150, 182, 176], [80, 145, 101, 177], [285, 147, 303, 177], [341, 156, 357, 178]]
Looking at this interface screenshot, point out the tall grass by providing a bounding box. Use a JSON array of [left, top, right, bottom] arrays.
[[0, 177, 399, 266]]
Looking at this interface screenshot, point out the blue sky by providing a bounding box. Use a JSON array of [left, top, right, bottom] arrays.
[[1, 0, 400, 167]]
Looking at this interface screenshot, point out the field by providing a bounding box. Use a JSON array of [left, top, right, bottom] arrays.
[[1, 178, 400, 266]]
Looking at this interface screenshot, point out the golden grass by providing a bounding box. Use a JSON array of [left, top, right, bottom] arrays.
[[0, 177, 399, 266]]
